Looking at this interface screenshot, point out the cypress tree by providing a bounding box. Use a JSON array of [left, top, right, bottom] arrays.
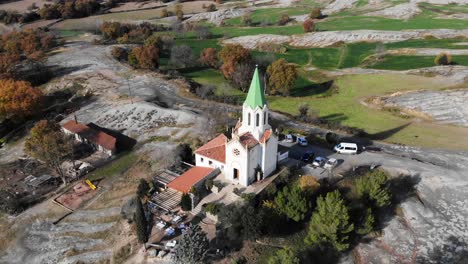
[[134, 197, 148, 244]]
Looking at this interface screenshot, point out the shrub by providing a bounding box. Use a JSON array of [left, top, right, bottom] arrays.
[[205, 178, 214, 190], [241, 14, 252, 26], [195, 84, 215, 99], [205, 3, 217, 12], [310, 7, 322, 19], [204, 202, 219, 214], [325, 132, 338, 145], [111, 46, 128, 61], [200, 48, 218, 68], [268, 247, 300, 264], [302, 19, 315, 32], [298, 103, 309, 119], [278, 14, 290, 26], [434, 52, 452, 65], [180, 193, 192, 211], [161, 8, 169, 18]]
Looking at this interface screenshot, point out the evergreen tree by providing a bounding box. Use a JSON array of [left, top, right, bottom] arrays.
[[180, 193, 192, 211], [355, 170, 391, 208], [173, 224, 209, 264], [356, 208, 375, 235], [305, 190, 354, 251], [268, 247, 300, 264], [136, 179, 150, 199], [134, 197, 148, 244], [274, 185, 308, 222]]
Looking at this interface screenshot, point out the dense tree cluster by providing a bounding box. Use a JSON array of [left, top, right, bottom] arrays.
[[0, 79, 43, 119], [0, 29, 56, 78], [0, 10, 40, 24], [99, 22, 167, 43]]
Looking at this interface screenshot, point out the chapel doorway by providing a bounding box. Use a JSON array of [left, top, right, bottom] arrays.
[[233, 168, 239, 180]]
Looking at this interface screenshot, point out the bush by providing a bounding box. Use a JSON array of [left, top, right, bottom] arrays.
[[298, 103, 309, 119], [434, 52, 452, 65], [180, 193, 192, 211], [310, 7, 322, 19], [302, 19, 315, 32], [195, 84, 215, 99], [195, 25, 211, 40], [200, 48, 218, 68], [160, 8, 169, 18], [241, 14, 252, 26], [205, 178, 214, 190], [325, 132, 338, 145], [204, 202, 219, 214], [205, 3, 216, 12], [111, 46, 128, 61], [266, 58, 297, 96], [278, 14, 290, 26]]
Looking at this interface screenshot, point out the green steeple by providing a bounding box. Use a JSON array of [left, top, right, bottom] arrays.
[[245, 66, 266, 109]]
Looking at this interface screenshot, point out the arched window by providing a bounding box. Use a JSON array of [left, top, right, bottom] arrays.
[[248, 113, 251, 126], [264, 112, 266, 125], [256, 113, 260, 127]]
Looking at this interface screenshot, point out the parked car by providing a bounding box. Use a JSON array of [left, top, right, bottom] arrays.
[[301, 151, 315, 163], [334, 142, 358, 154], [297, 137, 308, 146], [285, 134, 294, 143], [312, 157, 326, 168], [324, 158, 338, 169], [165, 240, 177, 249]]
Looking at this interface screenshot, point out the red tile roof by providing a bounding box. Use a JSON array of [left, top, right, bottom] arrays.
[[239, 132, 258, 148], [167, 166, 215, 193], [260, 129, 272, 144], [62, 120, 116, 151], [195, 134, 226, 163]]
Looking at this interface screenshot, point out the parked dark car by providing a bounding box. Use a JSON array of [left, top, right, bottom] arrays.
[[301, 151, 315, 163]]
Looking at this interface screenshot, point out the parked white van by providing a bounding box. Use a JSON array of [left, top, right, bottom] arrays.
[[334, 143, 358, 154]]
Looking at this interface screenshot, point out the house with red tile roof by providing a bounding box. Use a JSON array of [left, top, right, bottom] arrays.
[[194, 67, 278, 187], [62, 120, 117, 156]]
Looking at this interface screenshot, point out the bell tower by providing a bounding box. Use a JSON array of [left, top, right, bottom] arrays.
[[238, 66, 270, 140]]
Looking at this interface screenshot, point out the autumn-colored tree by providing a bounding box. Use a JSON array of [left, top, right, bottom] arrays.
[[132, 45, 160, 69], [0, 79, 43, 119], [24, 120, 73, 185], [111, 46, 128, 61], [298, 176, 320, 194], [218, 44, 251, 79], [0, 54, 20, 77], [266, 58, 297, 96], [144, 35, 162, 49], [200, 48, 218, 68], [215, 0, 222, 4], [310, 7, 322, 19], [303, 19, 315, 32], [99, 21, 123, 40]]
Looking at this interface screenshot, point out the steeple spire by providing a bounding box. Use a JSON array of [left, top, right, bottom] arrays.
[[245, 66, 267, 109]]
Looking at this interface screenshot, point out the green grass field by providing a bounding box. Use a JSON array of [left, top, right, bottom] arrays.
[[267, 74, 468, 150], [369, 55, 468, 70], [87, 152, 138, 181]]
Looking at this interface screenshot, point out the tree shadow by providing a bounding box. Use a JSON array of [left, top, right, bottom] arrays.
[[289, 80, 334, 97], [339, 122, 412, 148]]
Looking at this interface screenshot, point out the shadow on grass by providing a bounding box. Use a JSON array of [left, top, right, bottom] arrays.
[[289, 80, 334, 97]]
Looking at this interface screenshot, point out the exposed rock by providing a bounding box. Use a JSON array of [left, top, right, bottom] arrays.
[[222, 34, 291, 49], [184, 8, 247, 25], [386, 48, 468, 56], [366, 3, 422, 20], [322, 0, 358, 15], [383, 89, 468, 127]]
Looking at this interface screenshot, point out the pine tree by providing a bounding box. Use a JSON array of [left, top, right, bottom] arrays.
[[268, 247, 300, 264], [305, 190, 354, 251], [173, 224, 209, 264], [355, 169, 391, 208], [134, 197, 148, 244], [356, 208, 375, 235], [274, 185, 308, 222]]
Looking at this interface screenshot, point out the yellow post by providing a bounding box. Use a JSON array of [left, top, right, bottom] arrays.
[[85, 179, 97, 190]]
